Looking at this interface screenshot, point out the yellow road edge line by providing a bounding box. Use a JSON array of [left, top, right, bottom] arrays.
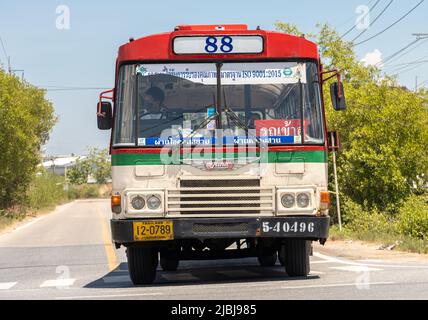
[[97, 207, 119, 272]]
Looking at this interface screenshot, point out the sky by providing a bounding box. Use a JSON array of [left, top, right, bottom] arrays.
[[0, 0, 427, 156]]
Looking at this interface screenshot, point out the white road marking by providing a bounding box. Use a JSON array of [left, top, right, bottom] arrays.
[[103, 275, 131, 283], [311, 260, 336, 264], [330, 266, 382, 272], [0, 282, 17, 290], [314, 252, 428, 269], [40, 279, 76, 288], [13, 217, 45, 232], [309, 270, 325, 275], [281, 281, 394, 290], [161, 273, 199, 281], [56, 292, 163, 300]]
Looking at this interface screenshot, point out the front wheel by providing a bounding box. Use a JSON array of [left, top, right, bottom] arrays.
[[127, 247, 158, 285], [282, 240, 310, 277]]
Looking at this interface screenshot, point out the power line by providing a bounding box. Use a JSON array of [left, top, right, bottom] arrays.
[[341, 0, 381, 38], [355, 0, 425, 46], [380, 37, 428, 67], [41, 85, 110, 88], [383, 51, 428, 72], [418, 79, 428, 87], [390, 60, 427, 76], [43, 87, 111, 92], [335, 0, 376, 30], [351, 0, 394, 42], [0, 35, 9, 66], [377, 38, 420, 67], [388, 59, 428, 74], [384, 59, 428, 68]]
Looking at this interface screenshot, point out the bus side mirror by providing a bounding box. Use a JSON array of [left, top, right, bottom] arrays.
[[327, 131, 341, 151], [97, 102, 112, 130], [330, 82, 347, 111]]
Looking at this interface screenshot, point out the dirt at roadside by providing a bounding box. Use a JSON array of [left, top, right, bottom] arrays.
[[0, 201, 75, 236], [313, 239, 428, 263]]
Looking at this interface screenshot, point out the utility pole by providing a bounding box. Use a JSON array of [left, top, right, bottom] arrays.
[[411, 34, 427, 92], [7, 57, 25, 80], [331, 132, 342, 231]]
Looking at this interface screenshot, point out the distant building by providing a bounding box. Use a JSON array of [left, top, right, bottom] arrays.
[[41, 155, 87, 177]]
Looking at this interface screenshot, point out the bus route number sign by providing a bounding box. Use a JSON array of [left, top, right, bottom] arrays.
[[173, 35, 264, 55]]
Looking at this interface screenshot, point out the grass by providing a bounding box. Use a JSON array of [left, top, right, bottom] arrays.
[[0, 171, 111, 233], [330, 225, 428, 254], [67, 184, 110, 200], [0, 211, 25, 232]]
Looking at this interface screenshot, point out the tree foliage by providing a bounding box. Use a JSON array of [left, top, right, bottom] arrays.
[[275, 22, 428, 212], [0, 70, 56, 209], [67, 148, 111, 185]]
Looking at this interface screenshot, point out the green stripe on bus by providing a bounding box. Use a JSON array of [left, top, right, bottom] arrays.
[[111, 151, 327, 166]]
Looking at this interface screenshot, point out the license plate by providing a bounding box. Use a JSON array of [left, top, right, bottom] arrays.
[[133, 220, 174, 241], [262, 221, 315, 234]]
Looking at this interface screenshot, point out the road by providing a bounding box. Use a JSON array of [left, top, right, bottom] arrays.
[[0, 199, 427, 300]]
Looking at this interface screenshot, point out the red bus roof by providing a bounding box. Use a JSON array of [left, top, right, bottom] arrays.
[[117, 24, 319, 63]]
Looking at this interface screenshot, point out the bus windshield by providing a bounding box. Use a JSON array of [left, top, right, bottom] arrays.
[[113, 61, 324, 147]]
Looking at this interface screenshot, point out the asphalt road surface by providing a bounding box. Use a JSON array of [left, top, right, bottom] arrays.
[[0, 199, 427, 300]]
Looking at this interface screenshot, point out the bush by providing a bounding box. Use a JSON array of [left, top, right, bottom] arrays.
[[27, 170, 67, 210], [0, 70, 56, 209], [396, 195, 428, 240], [67, 184, 102, 200]]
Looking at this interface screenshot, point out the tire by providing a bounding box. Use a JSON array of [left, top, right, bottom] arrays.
[[257, 251, 278, 267], [282, 240, 310, 277], [160, 257, 179, 271], [127, 247, 158, 285]]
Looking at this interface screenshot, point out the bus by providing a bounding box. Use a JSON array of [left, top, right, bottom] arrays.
[[97, 24, 346, 285]]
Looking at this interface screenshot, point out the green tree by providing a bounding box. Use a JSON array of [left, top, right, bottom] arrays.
[[275, 22, 428, 212], [90, 148, 111, 184], [66, 157, 92, 185], [67, 148, 111, 185], [0, 70, 56, 209]]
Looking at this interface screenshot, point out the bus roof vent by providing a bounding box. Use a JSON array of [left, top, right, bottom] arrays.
[[174, 24, 248, 31]]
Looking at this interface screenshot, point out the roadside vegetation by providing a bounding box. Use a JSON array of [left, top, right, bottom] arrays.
[[0, 70, 111, 230], [276, 22, 428, 253], [0, 167, 111, 231]]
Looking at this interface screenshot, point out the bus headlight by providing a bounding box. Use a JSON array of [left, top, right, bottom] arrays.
[[147, 195, 161, 210], [131, 195, 146, 210], [297, 193, 310, 208], [281, 193, 295, 208]]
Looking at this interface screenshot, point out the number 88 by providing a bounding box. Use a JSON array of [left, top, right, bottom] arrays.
[[204, 36, 234, 53]]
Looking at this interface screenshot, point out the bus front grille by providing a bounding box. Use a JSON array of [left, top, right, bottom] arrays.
[[167, 179, 274, 215]]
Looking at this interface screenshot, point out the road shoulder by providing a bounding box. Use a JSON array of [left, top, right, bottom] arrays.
[[0, 201, 75, 237], [314, 239, 428, 263]]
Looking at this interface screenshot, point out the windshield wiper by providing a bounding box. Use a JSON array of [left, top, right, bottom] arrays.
[[173, 111, 219, 150], [222, 90, 262, 147]]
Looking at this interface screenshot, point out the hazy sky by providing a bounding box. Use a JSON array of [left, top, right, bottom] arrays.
[[1, 0, 427, 155]]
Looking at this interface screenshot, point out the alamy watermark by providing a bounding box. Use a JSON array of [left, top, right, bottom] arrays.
[[355, 5, 370, 30], [56, 5, 70, 30]]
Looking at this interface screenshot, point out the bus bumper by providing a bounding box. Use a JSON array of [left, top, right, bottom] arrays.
[[110, 216, 330, 244]]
